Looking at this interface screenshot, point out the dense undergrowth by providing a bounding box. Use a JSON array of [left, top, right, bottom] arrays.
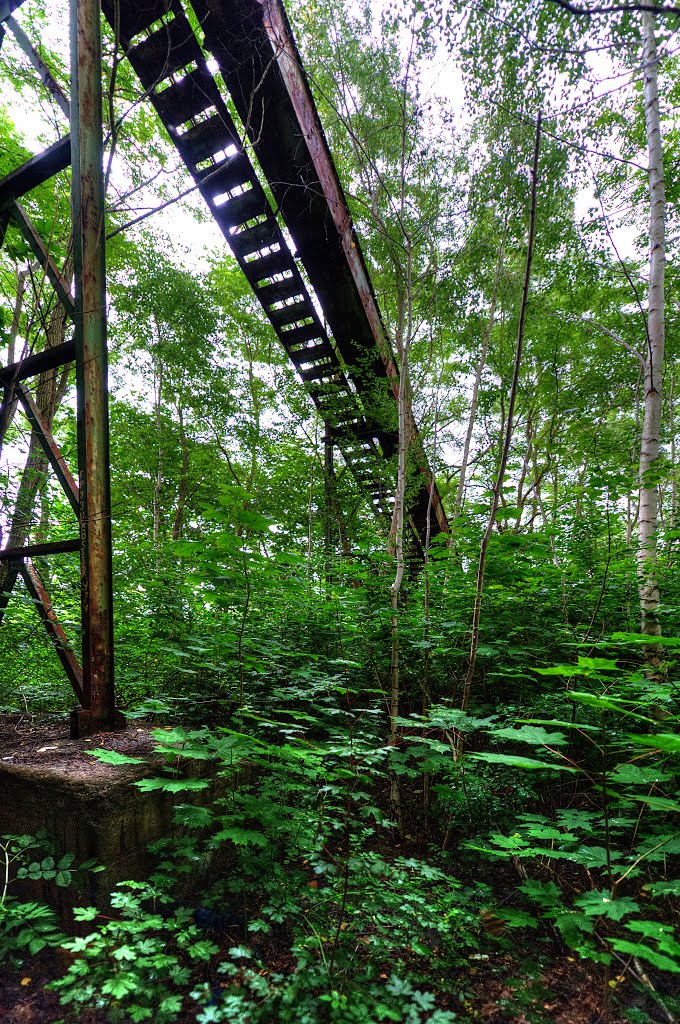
[[1, 640, 679, 1022], [1, 501, 679, 1022]]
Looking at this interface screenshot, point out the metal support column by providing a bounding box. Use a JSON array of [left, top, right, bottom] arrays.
[[70, 0, 117, 735]]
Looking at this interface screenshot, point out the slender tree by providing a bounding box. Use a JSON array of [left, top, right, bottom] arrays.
[[637, 10, 666, 641], [462, 114, 542, 716]]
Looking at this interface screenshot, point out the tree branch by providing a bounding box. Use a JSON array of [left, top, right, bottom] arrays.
[[545, 0, 680, 17], [577, 316, 646, 365]]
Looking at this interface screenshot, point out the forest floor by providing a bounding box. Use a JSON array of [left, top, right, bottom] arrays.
[[0, 713, 159, 770], [0, 715, 662, 1023], [0, 940, 632, 1024]]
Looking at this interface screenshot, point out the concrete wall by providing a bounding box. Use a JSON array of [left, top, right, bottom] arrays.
[[0, 746, 229, 921]]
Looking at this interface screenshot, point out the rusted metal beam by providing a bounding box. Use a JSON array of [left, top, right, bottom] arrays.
[[0, 339, 75, 387], [0, 207, 9, 246], [16, 383, 80, 515], [257, 0, 449, 542], [259, 0, 448, 544], [71, 0, 117, 732], [0, 137, 71, 210], [0, 563, 19, 625], [0, 1, 26, 24], [5, 15, 70, 118], [19, 560, 84, 699], [0, 385, 12, 454], [262, 1, 396, 368], [10, 203, 75, 318], [0, 539, 80, 560], [0, 340, 75, 452]]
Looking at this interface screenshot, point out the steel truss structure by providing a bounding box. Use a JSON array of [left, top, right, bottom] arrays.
[[0, 0, 449, 735]]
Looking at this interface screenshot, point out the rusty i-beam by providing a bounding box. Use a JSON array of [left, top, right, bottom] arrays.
[[69, 0, 117, 734], [0, 0, 118, 736]]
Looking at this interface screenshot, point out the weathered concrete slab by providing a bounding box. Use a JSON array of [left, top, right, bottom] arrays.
[[0, 716, 216, 918]]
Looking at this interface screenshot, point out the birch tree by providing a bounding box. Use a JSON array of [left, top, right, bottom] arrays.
[[638, 10, 666, 641]]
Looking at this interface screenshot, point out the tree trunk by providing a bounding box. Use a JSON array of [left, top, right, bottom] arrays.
[[461, 113, 541, 717], [453, 234, 506, 519], [389, 280, 411, 745], [152, 356, 164, 556], [638, 11, 666, 640], [171, 402, 189, 541], [669, 367, 676, 534]]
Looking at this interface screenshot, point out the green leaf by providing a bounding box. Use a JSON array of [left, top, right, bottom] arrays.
[[113, 945, 138, 962], [211, 827, 269, 847], [629, 733, 680, 754], [609, 764, 672, 785], [519, 879, 562, 909], [468, 752, 575, 772], [88, 748, 146, 766], [568, 692, 627, 712], [611, 632, 680, 648], [626, 920, 680, 951], [129, 1007, 154, 1022], [574, 890, 639, 921], [63, 935, 97, 952], [643, 880, 680, 896], [553, 910, 594, 945], [227, 945, 253, 959], [489, 725, 568, 746], [496, 909, 539, 928], [102, 974, 140, 998], [576, 657, 621, 672], [73, 906, 99, 921], [519, 718, 599, 733], [609, 939, 680, 973], [630, 795, 680, 812], [135, 778, 210, 793], [525, 825, 576, 841], [159, 995, 184, 1014], [187, 940, 219, 961], [536, 657, 620, 679], [579, 846, 621, 868], [173, 804, 215, 827], [489, 834, 529, 850]]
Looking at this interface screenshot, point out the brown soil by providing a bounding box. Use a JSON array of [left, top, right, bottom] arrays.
[[470, 953, 630, 1023], [0, 713, 161, 777]]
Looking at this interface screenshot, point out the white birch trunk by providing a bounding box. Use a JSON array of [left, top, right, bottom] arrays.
[[638, 12, 666, 639], [667, 366, 676, 535]]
